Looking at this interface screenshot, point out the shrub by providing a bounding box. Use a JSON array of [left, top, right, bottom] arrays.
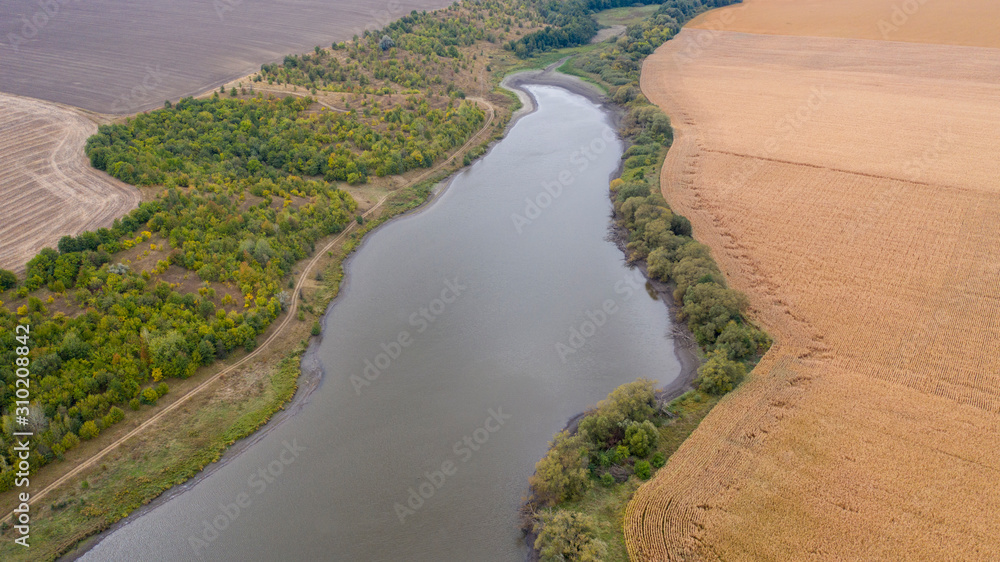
[[715, 320, 771, 362], [650, 451, 666, 469], [647, 247, 673, 281], [103, 406, 125, 426], [615, 181, 651, 202], [578, 379, 658, 450], [129, 398, 141, 411], [612, 444, 630, 464], [669, 213, 692, 237], [311, 321, 321, 336], [530, 431, 592, 506], [61, 432, 80, 450], [79, 421, 99, 441], [695, 350, 748, 395], [595, 450, 612, 468], [634, 460, 651, 480], [0, 269, 17, 290], [140, 387, 159, 405], [681, 282, 745, 347], [624, 420, 659, 458], [600, 472, 615, 487], [534, 511, 608, 562], [156, 382, 169, 397]]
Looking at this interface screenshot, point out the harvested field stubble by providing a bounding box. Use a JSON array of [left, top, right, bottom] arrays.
[[627, 28, 1000, 561], [0, 93, 140, 273]]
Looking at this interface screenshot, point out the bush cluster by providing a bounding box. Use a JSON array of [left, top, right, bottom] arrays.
[[530, 380, 662, 507]]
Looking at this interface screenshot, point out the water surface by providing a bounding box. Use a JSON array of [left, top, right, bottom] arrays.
[[79, 85, 681, 561]]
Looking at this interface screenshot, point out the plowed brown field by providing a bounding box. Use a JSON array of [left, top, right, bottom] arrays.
[[0, 0, 450, 113], [0, 93, 139, 273], [627, 23, 1000, 562]]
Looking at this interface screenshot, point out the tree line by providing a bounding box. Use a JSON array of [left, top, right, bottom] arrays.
[[524, 2, 766, 558], [509, 0, 742, 58]]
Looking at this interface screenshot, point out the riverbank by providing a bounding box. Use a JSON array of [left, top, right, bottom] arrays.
[[54, 103, 504, 559], [1, 96, 504, 562], [68, 76, 681, 562], [511, 71, 702, 562], [3, 3, 553, 556], [519, 3, 768, 560]]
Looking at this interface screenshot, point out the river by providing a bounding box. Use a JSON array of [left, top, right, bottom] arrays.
[[75, 83, 682, 561]]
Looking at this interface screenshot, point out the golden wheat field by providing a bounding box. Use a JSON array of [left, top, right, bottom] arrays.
[[687, 0, 1000, 48], [627, 14, 1000, 562], [0, 93, 140, 273]]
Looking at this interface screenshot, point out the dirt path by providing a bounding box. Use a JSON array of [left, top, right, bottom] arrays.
[[0, 97, 496, 525], [0, 93, 141, 273], [240, 86, 349, 112]]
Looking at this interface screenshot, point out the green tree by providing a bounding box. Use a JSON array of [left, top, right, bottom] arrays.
[[695, 350, 748, 395], [578, 379, 658, 449], [651, 451, 666, 468], [624, 420, 659, 458], [141, 387, 160, 405], [530, 431, 591, 506], [714, 320, 771, 362], [681, 282, 745, 347], [79, 421, 99, 440], [59, 331, 91, 361], [534, 511, 608, 562], [634, 460, 651, 480], [0, 269, 16, 290], [103, 406, 125, 426], [148, 331, 191, 378], [61, 432, 80, 450]]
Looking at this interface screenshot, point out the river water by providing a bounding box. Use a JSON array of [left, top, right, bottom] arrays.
[[77, 84, 681, 561]]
